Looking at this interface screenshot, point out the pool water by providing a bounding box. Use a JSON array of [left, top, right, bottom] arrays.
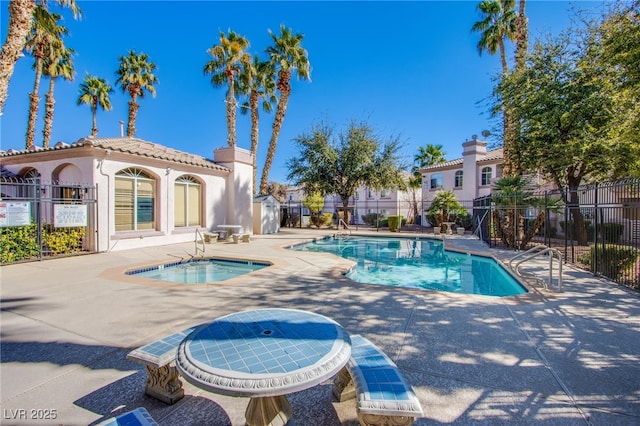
[[126, 258, 269, 284], [289, 236, 526, 297]]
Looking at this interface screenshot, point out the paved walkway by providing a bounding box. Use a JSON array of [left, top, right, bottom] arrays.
[[1, 228, 639, 425]]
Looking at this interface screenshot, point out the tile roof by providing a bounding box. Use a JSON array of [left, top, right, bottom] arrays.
[[0, 137, 229, 172]]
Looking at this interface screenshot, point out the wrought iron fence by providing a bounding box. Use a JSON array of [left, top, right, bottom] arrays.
[[474, 177, 640, 289], [0, 178, 98, 264]]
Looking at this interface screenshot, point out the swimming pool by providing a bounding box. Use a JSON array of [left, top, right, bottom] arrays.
[[126, 258, 270, 284], [288, 236, 527, 297]]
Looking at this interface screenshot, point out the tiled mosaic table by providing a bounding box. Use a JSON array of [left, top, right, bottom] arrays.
[[175, 308, 352, 426]]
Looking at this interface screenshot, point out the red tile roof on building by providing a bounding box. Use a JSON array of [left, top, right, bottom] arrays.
[[0, 137, 229, 172]]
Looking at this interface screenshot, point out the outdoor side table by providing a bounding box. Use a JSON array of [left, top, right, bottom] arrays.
[[175, 308, 352, 426]]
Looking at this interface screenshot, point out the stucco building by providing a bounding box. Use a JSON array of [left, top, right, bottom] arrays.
[[0, 137, 253, 252]]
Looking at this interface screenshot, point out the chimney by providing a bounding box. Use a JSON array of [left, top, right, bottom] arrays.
[[119, 121, 124, 137]]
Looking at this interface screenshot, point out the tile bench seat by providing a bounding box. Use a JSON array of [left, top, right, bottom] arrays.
[[96, 407, 158, 426], [127, 325, 199, 404], [333, 334, 423, 426]]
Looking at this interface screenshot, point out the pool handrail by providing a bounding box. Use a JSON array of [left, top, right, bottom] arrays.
[[509, 245, 562, 291], [194, 229, 205, 257]]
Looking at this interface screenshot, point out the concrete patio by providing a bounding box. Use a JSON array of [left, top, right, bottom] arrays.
[[1, 228, 639, 425]]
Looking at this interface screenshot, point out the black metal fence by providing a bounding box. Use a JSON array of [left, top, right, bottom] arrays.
[[0, 178, 98, 264], [474, 177, 640, 289]]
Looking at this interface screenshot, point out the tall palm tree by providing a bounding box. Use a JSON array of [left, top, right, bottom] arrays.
[[514, 0, 528, 71], [260, 25, 311, 194], [42, 45, 74, 148], [238, 55, 276, 194], [472, 0, 517, 74], [115, 50, 158, 138], [204, 30, 250, 148], [77, 74, 113, 137], [0, 0, 80, 115], [472, 0, 518, 176], [408, 144, 446, 224], [24, 6, 67, 148]]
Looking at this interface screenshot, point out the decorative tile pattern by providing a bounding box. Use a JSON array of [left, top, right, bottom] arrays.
[[176, 308, 352, 397]]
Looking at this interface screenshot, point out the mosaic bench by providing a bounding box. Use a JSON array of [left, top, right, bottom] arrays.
[[127, 325, 199, 404], [96, 407, 158, 426], [333, 334, 424, 426]]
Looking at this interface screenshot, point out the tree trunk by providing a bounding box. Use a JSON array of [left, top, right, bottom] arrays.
[[91, 102, 98, 136], [249, 90, 259, 195], [127, 98, 139, 137], [226, 72, 236, 147], [0, 0, 35, 115], [515, 0, 528, 72], [260, 84, 290, 194], [42, 77, 55, 148], [569, 188, 588, 245], [26, 56, 43, 148]]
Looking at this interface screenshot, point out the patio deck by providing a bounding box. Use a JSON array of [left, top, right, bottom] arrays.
[[1, 228, 639, 425]]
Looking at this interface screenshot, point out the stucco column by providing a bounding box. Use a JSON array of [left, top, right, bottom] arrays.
[[213, 147, 254, 233]]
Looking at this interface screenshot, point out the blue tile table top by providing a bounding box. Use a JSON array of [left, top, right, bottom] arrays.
[[176, 308, 352, 397]]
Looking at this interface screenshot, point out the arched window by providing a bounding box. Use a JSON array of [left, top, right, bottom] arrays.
[[430, 173, 443, 189], [174, 175, 201, 227], [481, 167, 492, 186], [115, 168, 155, 231], [454, 171, 463, 188]]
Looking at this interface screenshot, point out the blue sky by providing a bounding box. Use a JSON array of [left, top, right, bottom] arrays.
[[1, 1, 603, 184]]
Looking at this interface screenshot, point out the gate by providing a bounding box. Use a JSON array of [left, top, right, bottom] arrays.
[[0, 178, 98, 264]]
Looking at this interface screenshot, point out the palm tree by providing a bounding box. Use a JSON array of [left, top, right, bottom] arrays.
[[238, 55, 276, 194], [204, 30, 250, 148], [115, 50, 158, 138], [472, 0, 518, 177], [408, 144, 446, 223], [415, 144, 446, 167], [24, 6, 68, 148], [260, 25, 311, 194], [42, 45, 74, 148], [77, 74, 113, 137], [0, 0, 81, 115], [514, 0, 528, 72]]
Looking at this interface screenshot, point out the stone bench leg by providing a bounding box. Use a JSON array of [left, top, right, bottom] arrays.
[[245, 395, 292, 426], [332, 366, 355, 402], [359, 413, 415, 426], [144, 364, 184, 405]]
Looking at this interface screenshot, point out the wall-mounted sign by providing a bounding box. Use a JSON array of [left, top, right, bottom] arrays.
[[0, 202, 31, 227], [54, 204, 87, 228]]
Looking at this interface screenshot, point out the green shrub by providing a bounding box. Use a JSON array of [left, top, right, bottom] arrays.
[[579, 244, 639, 279], [321, 212, 334, 227], [388, 215, 403, 232], [559, 220, 595, 242], [456, 213, 473, 230], [600, 223, 624, 243], [0, 224, 39, 263]]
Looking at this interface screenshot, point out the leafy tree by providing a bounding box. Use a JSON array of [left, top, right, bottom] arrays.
[[238, 55, 276, 194], [495, 30, 618, 244], [303, 191, 325, 228], [0, 0, 81, 115], [426, 190, 467, 232], [287, 120, 406, 224], [77, 74, 113, 137], [115, 50, 158, 138], [24, 6, 67, 148], [265, 181, 289, 202], [42, 45, 74, 147], [260, 25, 311, 194], [204, 30, 250, 148]]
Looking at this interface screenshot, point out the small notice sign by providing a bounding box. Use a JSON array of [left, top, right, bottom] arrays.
[[53, 204, 87, 228], [0, 202, 31, 227]]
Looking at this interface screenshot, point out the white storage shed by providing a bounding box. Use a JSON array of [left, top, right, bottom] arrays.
[[253, 195, 281, 234]]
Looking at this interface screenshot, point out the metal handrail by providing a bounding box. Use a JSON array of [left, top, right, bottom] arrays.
[[338, 219, 351, 235], [194, 229, 205, 257], [509, 245, 562, 291]]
